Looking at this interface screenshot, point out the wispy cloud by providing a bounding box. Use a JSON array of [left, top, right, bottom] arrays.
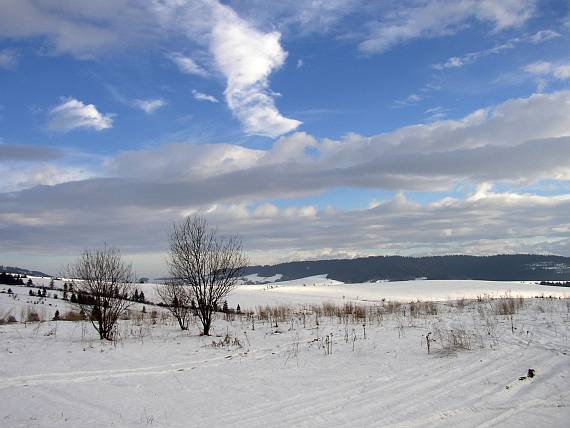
[[529, 29, 561, 44], [432, 39, 518, 70], [47, 97, 114, 133], [524, 61, 570, 80], [359, 0, 536, 54], [0, 48, 18, 69], [394, 94, 423, 107], [133, 98, 167, 114], [167, 52, 208, 77], [423, 106, 449, 121], [192, 89, 219, 103], [432, 29, 561, 71]]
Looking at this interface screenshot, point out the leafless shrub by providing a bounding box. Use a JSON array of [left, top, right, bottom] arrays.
[[410, 301, 438, 317], [156, 281, 193, 330], [211, 333, 242, 348], [433, 324, 473, 354], [284, 332, 300, 367], [383, 300, 402, 315], [322, 302, 338, 317], [67, 244, 135, 340], [495, 295, 524, 316]]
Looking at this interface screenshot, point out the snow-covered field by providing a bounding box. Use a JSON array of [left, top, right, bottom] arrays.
[[1, 276, 569, 427]]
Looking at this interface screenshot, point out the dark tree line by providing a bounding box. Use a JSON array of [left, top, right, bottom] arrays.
[[0, 272, 25, 286], [539, 281, 570, 287]]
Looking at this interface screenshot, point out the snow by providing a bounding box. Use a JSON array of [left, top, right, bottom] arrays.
[[227, 276, 570, 311], [241, 273, 284, 284], [1, 277, 569, 427]]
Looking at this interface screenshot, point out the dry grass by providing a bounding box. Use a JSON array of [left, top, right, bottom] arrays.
[[26, 311, 40, 323], [495, 295, 524, 316], [62, 310, 85, 321]]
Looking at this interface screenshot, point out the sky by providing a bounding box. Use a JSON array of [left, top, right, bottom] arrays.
[[1, 0, 570, 277]]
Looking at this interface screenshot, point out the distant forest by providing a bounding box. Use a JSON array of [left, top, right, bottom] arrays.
[[244, 254, 570, 283], [0, 265, 49, 277]]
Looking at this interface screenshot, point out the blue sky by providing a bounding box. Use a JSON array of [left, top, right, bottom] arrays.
[[1, 0, 570, 276]]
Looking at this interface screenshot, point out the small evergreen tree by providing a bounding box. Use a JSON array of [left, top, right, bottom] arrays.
[[222, 300, 229, 313], [53, 310, 60, 321], [27, 278, 33, 286], [236, 304, 241, 314], [29, 289, 34, 296], [139, 291, 145, 302]]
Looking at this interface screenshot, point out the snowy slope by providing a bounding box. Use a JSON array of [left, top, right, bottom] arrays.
[[0, 295, 569, 427]]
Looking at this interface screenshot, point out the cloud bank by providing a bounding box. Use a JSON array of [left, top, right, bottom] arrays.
[[2, 90, 570, 268]]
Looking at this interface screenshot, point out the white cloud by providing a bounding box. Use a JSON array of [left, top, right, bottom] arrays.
[[47, 98, 114, 133], [432, 39, 517, 70], [0, 163, 93, 192], [3, 90, 570, 265], [209, 2, 301, 137], [0, 48, 18, 69], [529, 29, 561, 44], [168, 52, 208, 77], [524, 61, 570, 80], [359, 0, 536, 54], [192, 90, 219, 103], [133, 98, 167, 114], [90, 90, 570, 196], [432, 29, 562, 71], [395, 93, 423, 107]]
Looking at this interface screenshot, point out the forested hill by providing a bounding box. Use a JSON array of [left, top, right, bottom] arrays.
[[0, 265, 50, 277], [244, 254, 570, 283]]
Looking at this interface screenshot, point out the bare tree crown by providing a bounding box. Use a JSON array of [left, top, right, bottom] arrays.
[[68, 245, 134, 340], [167, 216, 248, 335]]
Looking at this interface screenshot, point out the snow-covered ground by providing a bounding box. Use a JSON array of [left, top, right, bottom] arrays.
[[1, 276, 569, 427], [227, 275, 570, 309]]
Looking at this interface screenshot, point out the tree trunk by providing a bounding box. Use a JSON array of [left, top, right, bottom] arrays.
[[202, 316, 211, 336]]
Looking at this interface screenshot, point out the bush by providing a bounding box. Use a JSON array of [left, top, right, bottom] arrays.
[[27, 311, 40, 322]]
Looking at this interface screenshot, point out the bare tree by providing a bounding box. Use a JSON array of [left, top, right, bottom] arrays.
[[68, 245, 135, 340], [156, 280, 193, 330], [168, 216, 248, 335]]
